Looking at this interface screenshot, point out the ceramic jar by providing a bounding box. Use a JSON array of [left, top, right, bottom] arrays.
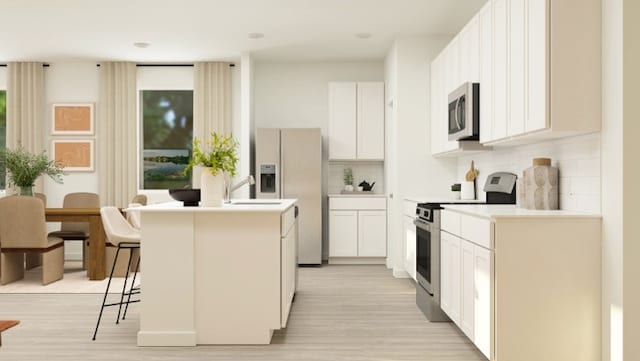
[[522, 158, 559, 210]]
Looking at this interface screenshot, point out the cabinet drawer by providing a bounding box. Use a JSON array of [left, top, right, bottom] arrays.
[[441, 210, 461, 235], [403, 200, 418, 217], [329, 197, 386, 210], [460, 215, 492, 249]]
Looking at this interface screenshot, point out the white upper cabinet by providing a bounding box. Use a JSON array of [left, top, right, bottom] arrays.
[[432, 0, 601, 148], [329, 82, 384, 160], [357, 82, 385, 160], [328, 82, 357, 159]]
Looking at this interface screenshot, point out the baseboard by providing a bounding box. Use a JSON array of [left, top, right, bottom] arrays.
[[393, 268, 410, 278], [328, 257, 386, 265]]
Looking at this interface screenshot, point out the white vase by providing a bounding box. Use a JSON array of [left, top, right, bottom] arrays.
[[460, 181, 475, 200], [200, 168, 225, 207]]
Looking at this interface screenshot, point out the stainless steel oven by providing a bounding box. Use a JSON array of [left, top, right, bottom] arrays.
[[448, 82, 480, 141]]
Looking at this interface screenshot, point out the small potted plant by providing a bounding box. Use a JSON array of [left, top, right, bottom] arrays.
[[451, 183, 461, 200], [1, 146, 65, 195], [185, 132, 239, 207], [343, 168, 354, 192]]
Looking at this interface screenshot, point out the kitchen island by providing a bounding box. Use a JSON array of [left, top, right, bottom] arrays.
[[132, 199, 298, 346]]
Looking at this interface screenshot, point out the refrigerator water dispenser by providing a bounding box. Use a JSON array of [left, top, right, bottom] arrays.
[[260, 164, 276, 193]]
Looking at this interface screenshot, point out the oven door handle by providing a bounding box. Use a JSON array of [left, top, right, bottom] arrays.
[[455, 98, 463, 131], [413, 218, 431, 231]]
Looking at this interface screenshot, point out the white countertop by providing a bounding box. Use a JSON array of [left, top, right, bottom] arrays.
[[442, 204, 601, 220], [328, 193, 387, 198], [404, 195, 485, 204], [127, 199, 297, 213]]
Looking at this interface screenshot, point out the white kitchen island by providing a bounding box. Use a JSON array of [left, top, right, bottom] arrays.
[[133, 199, 298, 346]]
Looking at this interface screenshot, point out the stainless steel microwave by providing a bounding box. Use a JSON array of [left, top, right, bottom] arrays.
[[448, 82, 479, 141]]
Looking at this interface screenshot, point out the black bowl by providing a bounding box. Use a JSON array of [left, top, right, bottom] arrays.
[[168, 189, 201, 207]]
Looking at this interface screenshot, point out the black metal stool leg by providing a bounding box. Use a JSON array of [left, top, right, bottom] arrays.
[[92, 247, 120, 341], [122, 251, 140, 321], [116, 246, 134, 324]]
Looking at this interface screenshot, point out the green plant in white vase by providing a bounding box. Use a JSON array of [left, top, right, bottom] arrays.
[[185, 132, 238, 207], [1, 146, 64, 196], [343, 168, 354, 192]]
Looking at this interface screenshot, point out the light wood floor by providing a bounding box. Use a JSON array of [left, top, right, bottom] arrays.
[[0, 265, 485, 360]]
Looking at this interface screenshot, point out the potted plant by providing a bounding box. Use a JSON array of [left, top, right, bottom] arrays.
[[185, 131, 238, 207], [1, 146, 64, 195], [343, 168, 354, 192], [451, 183, 461, 200]]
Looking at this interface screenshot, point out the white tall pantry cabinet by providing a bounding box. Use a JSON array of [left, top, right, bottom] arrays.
[[328, 82, 384, 160]]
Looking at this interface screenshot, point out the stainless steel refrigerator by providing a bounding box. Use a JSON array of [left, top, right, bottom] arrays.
[[256, 128, 322, 265]]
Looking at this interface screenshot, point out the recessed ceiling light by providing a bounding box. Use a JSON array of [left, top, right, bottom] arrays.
[[248, 32, 264, 39], [134, 42, 150, 48], [355, 33, 372, 39]]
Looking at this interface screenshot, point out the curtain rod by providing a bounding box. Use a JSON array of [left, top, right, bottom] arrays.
[[95, 63, 236, 67], [0, 64, 50, 67]]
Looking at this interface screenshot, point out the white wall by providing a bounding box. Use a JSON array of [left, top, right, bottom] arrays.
[[457, 133, 601, 213], [0, 67, 6, 88], [43, 62, 100, 260], [385, 36, 458, 276], [602, 0, 623, 359], [253, 61, 385, 259]]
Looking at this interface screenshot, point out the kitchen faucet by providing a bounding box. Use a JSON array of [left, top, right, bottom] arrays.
[[224, 175, 255, 203]]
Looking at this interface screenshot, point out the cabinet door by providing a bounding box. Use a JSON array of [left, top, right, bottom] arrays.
[[526, 0, 547, 132], [441, 232, 461, 324], [461, 240, 476, 340], [508, 0, 526, 136], [358, 210, 387, 257], [492, 0, 508, 141], [329, 210, 358, 257], [356, 82, 385, 160], [474, 245, 492, 359], [440, 231, 451, 315], [460, 15, 480, 83], [328, 82, 357, 159], [281, 222, 297, 327], [479, 1, 493, 143], [403, 216, 417, 280], [430, 57, 443, 155]]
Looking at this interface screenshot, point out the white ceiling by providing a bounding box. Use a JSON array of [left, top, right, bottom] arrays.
[[1, 0, 486, 63]]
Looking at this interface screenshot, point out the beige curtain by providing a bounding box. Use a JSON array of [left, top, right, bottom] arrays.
[[6, 62, 45, 193], [193, 62, 232, 139], [97, 62, 137, 208]]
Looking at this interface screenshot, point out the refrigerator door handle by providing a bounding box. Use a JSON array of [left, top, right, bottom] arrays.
[[279, 131, 284, 198]]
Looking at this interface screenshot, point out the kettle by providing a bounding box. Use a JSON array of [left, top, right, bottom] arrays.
[[358, 180, 376, 191]]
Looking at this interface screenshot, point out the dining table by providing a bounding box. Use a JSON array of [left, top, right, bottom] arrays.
[[45, 208, 106, 281]]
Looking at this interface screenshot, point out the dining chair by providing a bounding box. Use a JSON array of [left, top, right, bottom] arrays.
[[26, 193, 48, 270], [131, 194, 148, 206], [48, 192, 99, 269], [93, 206, 141, 340], [0, 196, 64, 285]]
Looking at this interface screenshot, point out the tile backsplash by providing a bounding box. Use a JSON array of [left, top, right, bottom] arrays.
[[328, 162, 385, 194], [457, 133, 601, 213]]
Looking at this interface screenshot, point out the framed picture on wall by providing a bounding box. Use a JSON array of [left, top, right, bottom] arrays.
[[51, 139, 95, 172], [51, 103, 94, 135]]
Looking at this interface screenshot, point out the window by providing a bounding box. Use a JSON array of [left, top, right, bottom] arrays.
[[140, 90, 193, 190], [0, 90, 5, 190]]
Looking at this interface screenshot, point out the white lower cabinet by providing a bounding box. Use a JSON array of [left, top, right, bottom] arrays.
[[329, 197, 387, 263], [441, 229, 491, 359], [357, 211, 387, 257]]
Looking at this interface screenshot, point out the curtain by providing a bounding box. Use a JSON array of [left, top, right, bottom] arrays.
[[193, 62, 232, 139], [6, 62, 45, 193], [97, 62, 137, 208]]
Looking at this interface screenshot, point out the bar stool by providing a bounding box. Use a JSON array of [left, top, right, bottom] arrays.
[[92, 206, 141, 341]]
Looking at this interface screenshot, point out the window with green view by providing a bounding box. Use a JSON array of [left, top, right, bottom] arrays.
[[140, 90, 193, 190], [0, 90, 6, 190]]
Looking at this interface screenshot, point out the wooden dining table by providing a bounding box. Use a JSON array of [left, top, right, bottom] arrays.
[[45, 208, 106, 281]]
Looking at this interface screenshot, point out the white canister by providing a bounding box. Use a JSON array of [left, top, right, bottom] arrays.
[[460, 181, 475, 200]]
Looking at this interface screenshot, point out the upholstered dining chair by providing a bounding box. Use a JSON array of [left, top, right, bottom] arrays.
[[131, 194, 147, 206], [48, 192, 99, 269], [0, 196, 64, 285], [25, 193, 47, 270], [93, 206, 141, 340]]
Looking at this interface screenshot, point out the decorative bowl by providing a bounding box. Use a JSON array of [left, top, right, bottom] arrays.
[[168, 189, 201, 207]]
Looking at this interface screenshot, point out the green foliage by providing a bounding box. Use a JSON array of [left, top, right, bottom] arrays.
[[343, 168, 354, 185], [142, 90, 193, 149], [1, 146, 65, 187], [185, 132, 239, 177]]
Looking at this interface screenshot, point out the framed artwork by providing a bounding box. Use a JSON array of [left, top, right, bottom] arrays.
[[51, 139, 94, 172], [51, 103, 94, 135]]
